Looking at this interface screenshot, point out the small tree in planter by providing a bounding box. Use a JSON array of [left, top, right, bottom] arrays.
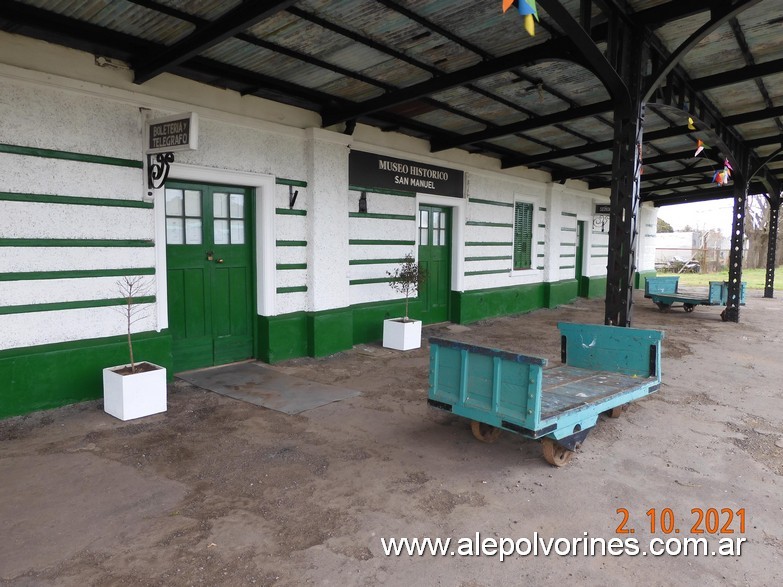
[[103, 276, 167, 420], [383, 254, 427, 350]]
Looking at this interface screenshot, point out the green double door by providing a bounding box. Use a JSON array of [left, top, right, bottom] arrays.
[[165, 182, 254, 372], [417, 205, 451, 324]]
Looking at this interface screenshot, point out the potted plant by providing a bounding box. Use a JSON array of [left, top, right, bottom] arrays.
[[383, 254, 426, 350], [103, 276, 167, 421]]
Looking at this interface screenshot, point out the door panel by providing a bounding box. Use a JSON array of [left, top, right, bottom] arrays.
[[165, 182, 253, 372], [418, 205, 451, 324]]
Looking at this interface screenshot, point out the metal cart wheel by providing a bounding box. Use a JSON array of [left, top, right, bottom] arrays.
[[471, 421, 502, 443], [541, 438, 574, 467], [683, 303, 695, 313], [655, 302, 672, 311]]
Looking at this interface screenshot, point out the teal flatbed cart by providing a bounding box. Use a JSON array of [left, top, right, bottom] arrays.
[[427, 323, 664, 466], [644, 276, 746, 320]]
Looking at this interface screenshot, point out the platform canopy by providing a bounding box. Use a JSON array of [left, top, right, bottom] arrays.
[[1, 0, 781, 204]]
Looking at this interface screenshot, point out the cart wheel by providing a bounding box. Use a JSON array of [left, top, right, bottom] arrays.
[[720, 309, 728, 322], [655, 302, 671, 311], [608, 405, 626, 418], [541, 438, 574, 467], [471, 421, 502, 443], [683, 303, 695, 313]]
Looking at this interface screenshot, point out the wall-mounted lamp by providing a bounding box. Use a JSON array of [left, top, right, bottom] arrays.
[[358, 191, 368, 213]]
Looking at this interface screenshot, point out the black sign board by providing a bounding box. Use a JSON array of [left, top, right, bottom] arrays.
[[349, 150, 464, 198], [147, 112, 198, 154], [595, 204, 611, 214]]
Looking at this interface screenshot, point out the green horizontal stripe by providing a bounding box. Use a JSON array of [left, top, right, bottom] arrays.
[[560, 227, 577, 232], [0, 143, 142, 168], [276, 263, 307, 270], [276, 285, 307, 293], [466, 221, 513, 228], [275, 178, 307, 187], [559, 265, 575, 269], [275, 208, 307, 216], [591, 244, 609, 248], [539, 207, 547, 212], [591, 254, 609, 258], [349, 213, 416, 221], [537, 241, 545, 245], [0, 329, 166, 360], [349, 239, 415, 246], [561, 242, 576, 247], [0, 296, 156, 316], [276, 240, 307, 247], [349, 185, 415, 198], [468, 198, 513, 208], [0, 268, 155, 282], [561, 212, 577, 217], [349, 277, 393, 285], [0, 192, 152, 209], [465, 255, 512, 262], [536, 266, 545, 270], [537, 254, 545, 258], [465, 242, 512, 247], [465, 269, 510, 276], [0, 238, 154, 248], [560, 254, 576, 258], [349, 258, 407, 265]]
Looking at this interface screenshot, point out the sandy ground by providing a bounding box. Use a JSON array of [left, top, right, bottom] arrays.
[[1, 293, 782, 586]]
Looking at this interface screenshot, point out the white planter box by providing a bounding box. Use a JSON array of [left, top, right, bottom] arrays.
[[103, 362, 167, 421], [383, 318, 422, 351]]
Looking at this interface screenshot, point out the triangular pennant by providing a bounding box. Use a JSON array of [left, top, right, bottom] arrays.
[[523, 13, 535, 36], [694, 139, 705, 157], [724, 158, 733, 172], [688, 117, 696, 131], [519, 0, 538, 18], [502, 0, 515, 13]]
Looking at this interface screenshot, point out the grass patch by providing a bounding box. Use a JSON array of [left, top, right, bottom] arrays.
[[656, 267, 783, 290]]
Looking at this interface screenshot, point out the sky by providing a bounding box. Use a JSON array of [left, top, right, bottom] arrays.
[[656, 199, 736, 235]]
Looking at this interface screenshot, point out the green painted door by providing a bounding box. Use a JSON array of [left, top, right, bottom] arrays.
[[575, 220, 586, 296], [165, 182, 254, 372], [417, 205, 451, 324]]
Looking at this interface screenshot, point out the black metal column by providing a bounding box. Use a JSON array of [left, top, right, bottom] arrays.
[[764, 195, 781, 298], [723, 178, 748, 322], [604, 29, 645, 327]]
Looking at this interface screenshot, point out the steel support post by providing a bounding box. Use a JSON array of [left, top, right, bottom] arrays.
[[723, 178, 748, 322], [604, 31, 645, 327], [764, 195, 781, 298]]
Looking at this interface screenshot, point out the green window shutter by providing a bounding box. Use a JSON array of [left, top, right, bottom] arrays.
[[513, 202, 533, 270]]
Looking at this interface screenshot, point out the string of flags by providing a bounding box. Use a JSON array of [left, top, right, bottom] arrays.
[[688, 117, 732, 186], [502, 0, 539, 37]]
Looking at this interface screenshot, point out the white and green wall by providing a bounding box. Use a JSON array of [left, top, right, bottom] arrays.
[[0, 31, 657, 418]]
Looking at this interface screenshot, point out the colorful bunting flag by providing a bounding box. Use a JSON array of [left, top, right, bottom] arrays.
[[687, 117, 696, 131], [713, 168, 730, 186], [694, 139, 706, 157], [502, 0, 539, 37], [724, 158, 733, 173]]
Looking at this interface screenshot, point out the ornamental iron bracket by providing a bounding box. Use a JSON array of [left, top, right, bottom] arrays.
[[147, 152, 174, 197]]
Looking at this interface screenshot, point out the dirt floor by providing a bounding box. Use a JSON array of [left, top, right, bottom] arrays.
[[2, 293, 782, 586]]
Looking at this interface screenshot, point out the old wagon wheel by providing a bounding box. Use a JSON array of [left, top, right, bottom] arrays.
[[541, 438, 573, 467], [683, 303, 695, 313], [655, 302, 672, 311], [471, 421, 502, 443]]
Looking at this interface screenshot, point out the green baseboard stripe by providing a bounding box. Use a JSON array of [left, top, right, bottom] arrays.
[[452, 283, 547, 324], [258, 312, 309, 363], [635, 270, 657, 289], [0, 330, 172, 419], [0, 143, 142, 169], [309, 308, 354, 357], [547, 279, 578, 308], [0, 239, 154, 248], [584, 276, 607, 299]]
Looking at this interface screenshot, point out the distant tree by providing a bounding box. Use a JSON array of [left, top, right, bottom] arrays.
[[657, 218, 674, 233], [681, 224, 693, 232]]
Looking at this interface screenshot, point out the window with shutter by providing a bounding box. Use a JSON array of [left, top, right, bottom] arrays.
[[513, 202, 533, 270]]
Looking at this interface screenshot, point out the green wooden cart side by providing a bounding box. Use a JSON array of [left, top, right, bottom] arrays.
[[427, 322, 664, 466]]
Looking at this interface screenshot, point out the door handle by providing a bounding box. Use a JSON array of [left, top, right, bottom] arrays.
[[217, 258, 224, 264], [206, 251, 214, 261]]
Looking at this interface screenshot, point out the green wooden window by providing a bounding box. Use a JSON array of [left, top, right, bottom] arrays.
[[513, 202, 534, 270]]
